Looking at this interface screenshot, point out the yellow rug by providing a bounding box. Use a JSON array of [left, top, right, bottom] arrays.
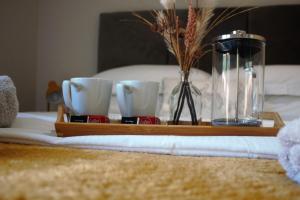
[[0, 143, 299, 200]]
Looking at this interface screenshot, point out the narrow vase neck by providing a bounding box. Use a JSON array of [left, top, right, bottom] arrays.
[[180, 70, 190, 82]]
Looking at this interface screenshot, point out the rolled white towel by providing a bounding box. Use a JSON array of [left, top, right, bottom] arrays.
[[278, 118, 300, 184], [0, 76, 19, 127]]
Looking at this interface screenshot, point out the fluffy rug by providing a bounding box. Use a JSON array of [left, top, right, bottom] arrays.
[[0, 143, 299, 200]]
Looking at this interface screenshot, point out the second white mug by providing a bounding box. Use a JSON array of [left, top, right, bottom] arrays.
[[116, 80, 159, 117]]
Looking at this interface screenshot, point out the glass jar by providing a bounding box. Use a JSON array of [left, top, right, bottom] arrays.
[[211, 30, 265, 126], [169, 70, 202, 125]]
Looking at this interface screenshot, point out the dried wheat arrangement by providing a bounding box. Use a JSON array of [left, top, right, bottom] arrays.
[[134, 0, 256, 125]]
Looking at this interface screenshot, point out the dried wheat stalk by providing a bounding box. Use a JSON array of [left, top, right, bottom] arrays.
[[134, 0, 256, 74]]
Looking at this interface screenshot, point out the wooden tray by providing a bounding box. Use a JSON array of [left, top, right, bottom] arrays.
[[55, 106, 285, 137]]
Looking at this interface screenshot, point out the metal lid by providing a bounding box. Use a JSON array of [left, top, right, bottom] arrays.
[[213, 30, 266, 42]]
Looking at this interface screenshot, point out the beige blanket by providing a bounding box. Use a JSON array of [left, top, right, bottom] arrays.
[[0, 143, 299, 200]]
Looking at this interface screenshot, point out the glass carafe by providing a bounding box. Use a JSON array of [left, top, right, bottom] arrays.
[[211, 30, 265, 126]]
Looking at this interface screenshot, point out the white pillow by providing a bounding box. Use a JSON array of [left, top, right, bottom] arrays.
[[94, 64, 211, 94], [214, 65, 300, 96], [265, 65, 300, 96], [264, 95, 300, 121]]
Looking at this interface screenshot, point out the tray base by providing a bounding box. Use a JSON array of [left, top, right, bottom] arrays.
[[55, 106, 285, 137]]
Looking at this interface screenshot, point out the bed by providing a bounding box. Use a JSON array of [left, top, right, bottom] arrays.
[[1, 5, 300, 200]]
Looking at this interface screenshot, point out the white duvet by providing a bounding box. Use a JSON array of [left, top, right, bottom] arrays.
[[0, 112, 280, 159]]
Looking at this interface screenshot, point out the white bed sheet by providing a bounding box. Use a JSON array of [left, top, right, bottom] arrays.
[[0, 112, 280, 159]]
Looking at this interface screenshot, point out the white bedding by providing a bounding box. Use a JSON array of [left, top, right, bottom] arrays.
[[0, 112, 280, 159]]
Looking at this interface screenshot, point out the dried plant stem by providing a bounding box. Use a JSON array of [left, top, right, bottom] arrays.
[[186, 83, 198, 125], [209, 8, 240, 30], [209, 8, 231, 27], [197, 49, 212, 60], [173, 81, 198, 125], [175, 16, 183, 67], [205, 7, 258, 36], [204, 8, 241, 35], [173, 83, 185, 124], [132, 12, 152, 27], [190, 49, 211, 69]]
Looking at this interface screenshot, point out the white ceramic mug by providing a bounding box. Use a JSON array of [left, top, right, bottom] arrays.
[[116, 80, 159, 117], [62, 77, 113, 115]]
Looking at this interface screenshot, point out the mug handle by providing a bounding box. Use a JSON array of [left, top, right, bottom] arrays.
[[116, 83, 134, 117], [62, 80, 73, 111], [116, 84, 127, 117]]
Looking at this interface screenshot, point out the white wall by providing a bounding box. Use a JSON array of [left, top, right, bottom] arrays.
[[0, 0, 38, 111], [35, 0, 300, 111]]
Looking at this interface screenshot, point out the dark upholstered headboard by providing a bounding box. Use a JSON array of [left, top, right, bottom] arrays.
[[98, 5, 300, 73]]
